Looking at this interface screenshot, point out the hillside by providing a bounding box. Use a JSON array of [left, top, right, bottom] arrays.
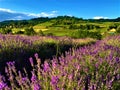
[[0, 16, 120, 39]]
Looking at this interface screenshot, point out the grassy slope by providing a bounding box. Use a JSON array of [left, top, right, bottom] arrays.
[[33, 21, 119, 36]]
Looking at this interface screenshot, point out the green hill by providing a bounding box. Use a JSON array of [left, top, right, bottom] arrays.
[[0, 16, 120, 39]]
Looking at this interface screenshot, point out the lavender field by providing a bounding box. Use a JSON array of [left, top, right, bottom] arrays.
[[0, 35, 120, 90], [0, 34, 95, 73]]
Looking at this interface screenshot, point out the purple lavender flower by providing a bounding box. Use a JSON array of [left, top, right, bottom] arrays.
[[29, 57, 34, 66], [22, 77, 28, 84], [33, 84, 41, 90], [68, 74, 73, 80], [31, 72, 41, 90], [43, 61, 50, 72], [115, 57, 119, 63], [31, 72, 37, 82], [116, 74, 120, 80], [34, 53, 39, 59], [0, 82, 6, 90], [0, 75, 6, 90], [51, 76, 59, 85], [55, 87, 60, 90], [52, 60, 58, 68]]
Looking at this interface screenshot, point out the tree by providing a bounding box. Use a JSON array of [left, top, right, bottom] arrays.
[[116, 25, 120, 33], [38, 30, 45, 36], [0, 28, 12, 34], [24, 27, 36, 35]]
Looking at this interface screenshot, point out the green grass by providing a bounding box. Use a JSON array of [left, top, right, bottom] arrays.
[[43, 29, 77, 36], [33, 21, 119, 37], [1, 19, 120, 39]]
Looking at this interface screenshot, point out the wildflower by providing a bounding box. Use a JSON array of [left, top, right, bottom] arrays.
[[52, 60, 58, 69], [115, 57, 119, 63], [51, 76, 59, 85], [31, 72, 41, 90], [29, 57, 34, 66], [33, 84, 41, 90], [0, 75, 6, 90], [68, 74, 73, 80], [43, 61, 50, 72], [34, 53, 39, 59], [31, 72, 37, 82], [0, 82, 6, 90]]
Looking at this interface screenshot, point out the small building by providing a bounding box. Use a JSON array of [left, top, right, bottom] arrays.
[[108, 28, 116, 34], [109, 28, 116, 32]]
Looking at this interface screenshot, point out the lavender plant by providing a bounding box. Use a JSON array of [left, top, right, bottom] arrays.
[[0, 34, 95, 75], [0, 35, 120, 90]]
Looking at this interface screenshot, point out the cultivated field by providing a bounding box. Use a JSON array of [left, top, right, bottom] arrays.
[[0, 35, 120, 90]]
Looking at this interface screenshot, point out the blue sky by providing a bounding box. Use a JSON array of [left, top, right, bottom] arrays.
[[0, 0, 120, 21]]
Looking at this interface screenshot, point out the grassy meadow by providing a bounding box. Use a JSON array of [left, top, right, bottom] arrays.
[[0, 16, 120, 90]]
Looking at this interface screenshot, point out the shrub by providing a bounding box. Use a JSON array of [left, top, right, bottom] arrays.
[[0, 28, 12, 34], [116, 25, 120, 33], [89, 31, 102, 40], [71, 30, 102, 39], [24, 27, 36, 35], [38, 30, 45, 36], [16, 31, 24, 34], [0, 35, 120, 90], [46, 33, 54, 36]]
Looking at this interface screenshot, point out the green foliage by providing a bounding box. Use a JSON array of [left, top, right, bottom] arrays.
[[107, 23, 118, 31], [69, 24, 80, 29], [0, 16, 120, 38], [116, 25, 120, 33], [38, 30, 45, 36], [71, 30, 102, 39], [0, 28, 12, 34], [89, 31, 102, 40], [15, 31, 24, 34], [46, 33, 54, 36], [24, 27, 36, 35], [69, 24, 101, 30]]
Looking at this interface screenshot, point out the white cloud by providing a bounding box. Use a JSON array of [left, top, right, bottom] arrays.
[[7, 16, 23, 20], [0, 8, 58, 17], [27, 11, 58, 17], [51, 10, 58, 13], [93, 16, 108, 19], [0, 8, 58, 21], [0, 8, 15, 13]]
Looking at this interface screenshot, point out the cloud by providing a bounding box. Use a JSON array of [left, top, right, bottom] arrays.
[[93, 16, 108, 19], [0, 8, 15, 13], [0, 8, 58, 21], [27, 11, 57, 17]]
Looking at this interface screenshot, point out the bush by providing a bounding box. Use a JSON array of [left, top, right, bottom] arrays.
[[38, 30, 45, 36], [116, 25, 120, 33], [71, 30, 102, 39], [0, 28, 12, 34], [0, 35, 120, 90], [70, 30, 88, 38], [107, 24, 118, 31], [24, 27, 36, 35], [16, 31, 24, 34], [89, 31, 102, 40], [46, 33, 54, 36]]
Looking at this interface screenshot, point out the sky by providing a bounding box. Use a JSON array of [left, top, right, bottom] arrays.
[[0, 0, 120, 21]]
